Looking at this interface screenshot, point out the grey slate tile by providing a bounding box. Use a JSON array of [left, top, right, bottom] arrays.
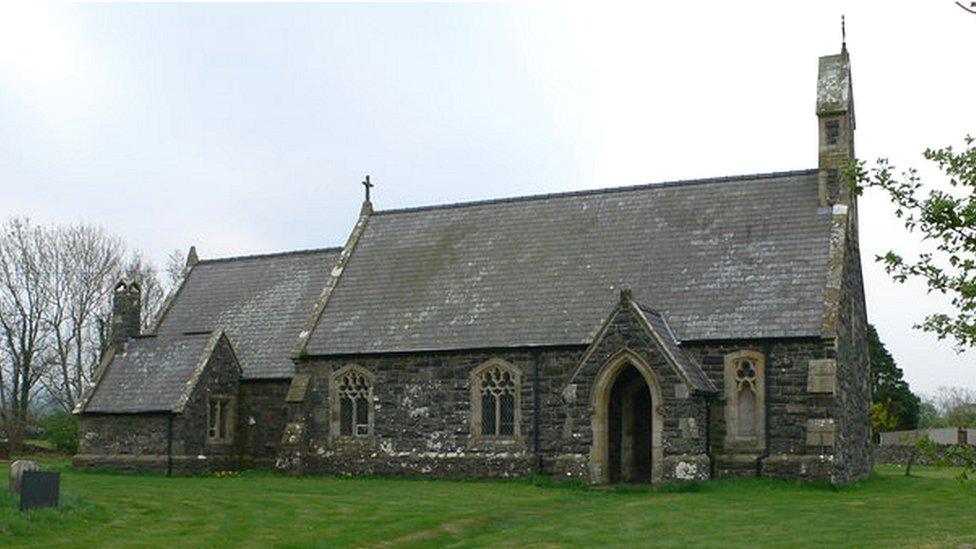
[[156, 248, 341, 378], [305, 170, 830, 354], [84, 333, 214, 413]]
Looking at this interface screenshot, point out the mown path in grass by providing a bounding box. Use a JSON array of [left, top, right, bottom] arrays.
[[1, 462, 974, 547]]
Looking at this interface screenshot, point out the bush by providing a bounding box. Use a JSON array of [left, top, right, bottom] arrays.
[[40, 411, 79, 454]]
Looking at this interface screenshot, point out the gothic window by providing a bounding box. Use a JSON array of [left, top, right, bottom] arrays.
[[724, 351, 765, 450], [734, 361, 757, 437], [471, 360, 521, 439], [331, 365, 374, 439], [207, 395, 234, 443]]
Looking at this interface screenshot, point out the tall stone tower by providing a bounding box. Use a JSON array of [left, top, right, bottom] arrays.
[[814, 39, 873, 483], [816, 44, 855, 207]]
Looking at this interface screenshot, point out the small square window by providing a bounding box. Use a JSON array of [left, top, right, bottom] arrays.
[[825, 120, 840, 145]]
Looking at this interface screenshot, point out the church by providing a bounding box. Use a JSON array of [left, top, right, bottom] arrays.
[[73, 44, 871, 485]]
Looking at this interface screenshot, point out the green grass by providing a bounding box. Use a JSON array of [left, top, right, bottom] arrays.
[[1, 461, 974, 547]]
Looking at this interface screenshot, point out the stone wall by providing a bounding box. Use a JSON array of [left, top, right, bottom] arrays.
[[831, 208, 873, 484], [282, 347, 582, 478], [682, 339, 834, 479], [285, 315, 867, 484], [239, 380, 290, 467], [287, 305, 718, 483], [73, 413, 235, 475], [873, 444, 972, 467], [76, 413, 170, 457]]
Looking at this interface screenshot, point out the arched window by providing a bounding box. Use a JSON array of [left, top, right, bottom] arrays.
[[724, 351, 765, 450], [330, 365, 374, 438], [470, 360, 521, 439]]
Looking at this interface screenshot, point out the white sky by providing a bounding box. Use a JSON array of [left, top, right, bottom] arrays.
[[1, 2, 973, 394]]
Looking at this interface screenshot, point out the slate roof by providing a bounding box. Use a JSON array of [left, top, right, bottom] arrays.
[[305, 170, 831, 355], [155, 248, 341, 379], [83, 332, 221, 413], [634, 304, 717, 394]]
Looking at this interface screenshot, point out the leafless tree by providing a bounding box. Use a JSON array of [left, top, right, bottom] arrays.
[[0, 218, 173, 434], [122, 251, 168, 329], [39, 224, 125, 412], [164, 248, 186, 287], [0, 219, 51, 447], [931, 386, 976, 426], [39, 236, 171, 413]]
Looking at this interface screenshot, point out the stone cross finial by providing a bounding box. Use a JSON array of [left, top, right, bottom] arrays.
[[619, 288, 633, 304], [362, 175, 374, 203], [186, 246, 199, 269]]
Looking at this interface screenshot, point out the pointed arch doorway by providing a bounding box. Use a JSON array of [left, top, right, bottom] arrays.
[[590, 351, 664, 484]]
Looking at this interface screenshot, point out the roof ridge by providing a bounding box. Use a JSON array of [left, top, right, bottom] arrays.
[[197, 246, 343, 265], [373, 168, 818, 217]]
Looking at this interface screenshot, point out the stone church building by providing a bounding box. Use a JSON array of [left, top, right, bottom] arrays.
[[74, 45, 871, 485]]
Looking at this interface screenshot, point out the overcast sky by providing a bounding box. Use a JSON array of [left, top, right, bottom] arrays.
[[1, 2, 973, 394]]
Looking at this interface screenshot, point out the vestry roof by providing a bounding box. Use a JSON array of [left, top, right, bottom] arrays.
[[305, 170, 832, 355], [155, 248, 341, 378], [83, 332, 228, 413]]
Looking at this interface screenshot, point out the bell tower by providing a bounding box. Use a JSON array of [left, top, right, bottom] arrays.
[[816, 26, 855, 208]]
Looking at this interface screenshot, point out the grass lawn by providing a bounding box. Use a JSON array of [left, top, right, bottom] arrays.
[[1, 461, 974, 548]]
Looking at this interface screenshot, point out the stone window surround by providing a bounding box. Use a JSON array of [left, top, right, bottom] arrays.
[[469, 358, 523, 443], [723, 350, 766, 452], [207, 394, 235, 445], [329, 364, 376, 441]]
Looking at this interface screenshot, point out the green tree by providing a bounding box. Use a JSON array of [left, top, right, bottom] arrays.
[[871, 401, 899, 436], [40, 410, 79, 454], [868, 324, 920, 431], [852, 136, 976, 350]]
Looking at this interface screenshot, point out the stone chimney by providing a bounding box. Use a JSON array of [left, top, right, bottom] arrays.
[[816, 45, 856, 208], [111, 280, 141, 352]]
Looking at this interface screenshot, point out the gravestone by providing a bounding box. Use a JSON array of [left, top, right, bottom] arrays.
[[20, 471, 60, 511], [9, 459, 39, 494]]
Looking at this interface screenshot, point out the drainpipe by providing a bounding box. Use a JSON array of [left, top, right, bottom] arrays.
[[532, 350, 542, 474], [166, 413, 174, 478], [756, 342, 773, 477], [705, 397, 715, 478]]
